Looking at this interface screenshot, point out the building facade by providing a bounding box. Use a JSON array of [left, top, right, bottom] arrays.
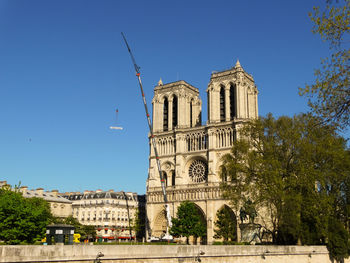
[[0, 181, 72, 219], [63, 190, 145, 242], [0, 181, 73, 219], [146, 61, 259, 243], [19, 186, 73, 218], [1, 181, 145, 242]]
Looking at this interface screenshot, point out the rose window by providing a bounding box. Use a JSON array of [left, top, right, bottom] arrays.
[[189, 160, 208, 183]]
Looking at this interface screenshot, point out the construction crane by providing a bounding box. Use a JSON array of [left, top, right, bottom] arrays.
[[121, 32, 173, 241]]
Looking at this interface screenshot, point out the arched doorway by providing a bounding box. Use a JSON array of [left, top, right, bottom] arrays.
[[193, 203, 207, 244], [214, 205, 237, 242], [172, 201, 207, 244], [152, 209, 167, 238]]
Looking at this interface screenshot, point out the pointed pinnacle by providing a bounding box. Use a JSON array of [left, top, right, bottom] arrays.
[[158, 78, 163, 86], [235, 59, 242, 68]]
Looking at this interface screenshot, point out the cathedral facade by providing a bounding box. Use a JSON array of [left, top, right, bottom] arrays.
[[146, 61, 258, 243]]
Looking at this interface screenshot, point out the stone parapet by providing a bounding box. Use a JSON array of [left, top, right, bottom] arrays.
[[0, 245, 345, 263]]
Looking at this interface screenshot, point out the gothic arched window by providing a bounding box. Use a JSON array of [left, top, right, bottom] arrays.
[[163, 97, 168, 131], [163, 171, 168, 187], [230, 83, 236, 119], [190, 99, 193, 127], [220, 86, 225, 122], [172, 95, 178, 129]]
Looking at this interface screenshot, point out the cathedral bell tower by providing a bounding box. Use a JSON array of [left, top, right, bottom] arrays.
[[152, 79, 202, 132], [207, 60, 258, 123]]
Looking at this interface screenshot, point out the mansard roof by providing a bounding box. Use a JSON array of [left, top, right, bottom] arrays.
[[62, 191, 143, 202], [22, 189, 72, 203]]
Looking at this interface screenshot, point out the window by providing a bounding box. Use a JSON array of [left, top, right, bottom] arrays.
[[190, 99, 193, 127], [163, 171, 168, 187], [189, 159, 208, 183], [230, 83, 236, 119], [220, 86, 225, 122], [172, 95, 178, 128], [163, 97, 168, 131], [171, 170, 175, 186]]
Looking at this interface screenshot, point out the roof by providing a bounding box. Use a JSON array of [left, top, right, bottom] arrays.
[[154, 80, 198, 93], [22, 190, 72, 203], [62, 191, 144, 202]]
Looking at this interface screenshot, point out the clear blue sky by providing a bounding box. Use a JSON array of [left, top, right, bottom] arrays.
[[0, 0, 332, 194]]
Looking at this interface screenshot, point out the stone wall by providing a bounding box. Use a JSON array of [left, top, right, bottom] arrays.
[[1, 245, 349, 263]]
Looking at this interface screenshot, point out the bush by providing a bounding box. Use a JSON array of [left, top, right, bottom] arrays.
[[327, 219, 350, 262]]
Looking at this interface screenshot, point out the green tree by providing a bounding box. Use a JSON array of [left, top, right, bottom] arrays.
[[220, 113, 350, 258], [328, 218, 350, 261], [133, 208, 146, 241], [82, 225, 97, 241], [213, 206, 237, 242], [0, 186, 52, 244], [299, 0, 350, 128], [170, 201, 206, 244]]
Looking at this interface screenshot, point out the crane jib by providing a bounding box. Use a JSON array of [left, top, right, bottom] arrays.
[[121, 33, 172, 234]]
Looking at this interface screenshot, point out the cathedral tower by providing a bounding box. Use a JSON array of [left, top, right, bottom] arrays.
[[207, 60, 258, 123], [152, 80, 202, 132], [146, 61, 258, 243]]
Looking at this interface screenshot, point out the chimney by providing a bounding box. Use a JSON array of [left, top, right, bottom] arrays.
[[51, 190, 59, 197], [0, 181, 7, 187], [96, 189, 102, 193], [36, 188, 44, 196], [20, 186, 28, 194]]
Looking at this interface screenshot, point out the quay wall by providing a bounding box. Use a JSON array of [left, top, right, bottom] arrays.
[[0, 245, 349, 263]]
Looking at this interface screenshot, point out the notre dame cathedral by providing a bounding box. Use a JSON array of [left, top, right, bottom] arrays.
[[146, 60, 259, 244]]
